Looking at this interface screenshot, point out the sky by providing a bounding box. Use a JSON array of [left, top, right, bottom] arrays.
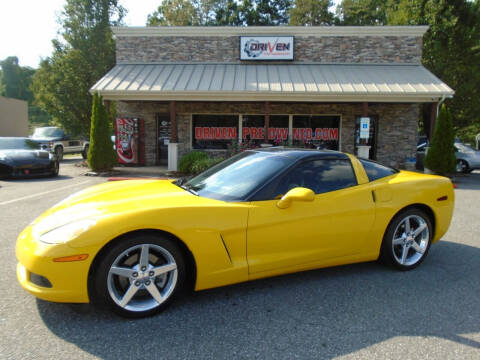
[[0, 0, 342, 69], [0, 0, 160, 69]]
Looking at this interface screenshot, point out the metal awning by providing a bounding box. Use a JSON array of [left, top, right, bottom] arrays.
[[91, 63, 454, 103]]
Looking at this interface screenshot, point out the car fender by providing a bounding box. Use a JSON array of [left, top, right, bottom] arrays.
[[68, 204, 250, 292], [367, 172, 454, 254]]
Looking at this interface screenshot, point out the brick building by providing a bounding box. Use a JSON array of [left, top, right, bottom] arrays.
[[92, 26, 453, 170]]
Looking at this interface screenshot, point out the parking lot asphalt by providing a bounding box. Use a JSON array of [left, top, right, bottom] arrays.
[[0, 160, 479, 359]]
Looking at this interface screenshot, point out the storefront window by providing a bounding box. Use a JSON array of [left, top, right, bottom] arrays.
[[269, 115, 290, 145], [242, 115, 265, 147], [192, 115, 239, 149], [292, 115, 340, 150], [242, 115, 290, 147]]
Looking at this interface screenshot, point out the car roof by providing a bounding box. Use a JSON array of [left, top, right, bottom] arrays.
[[248, 147, 349, 160]]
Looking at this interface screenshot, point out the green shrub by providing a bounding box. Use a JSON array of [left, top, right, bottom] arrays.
[[87, 93, 117, 171], [191, 157, 225, 174], [424, 104, 456, 175], [178, 151, 209, 173]]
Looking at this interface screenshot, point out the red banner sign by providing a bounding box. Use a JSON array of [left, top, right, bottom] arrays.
[[194, 127, 338, 141]]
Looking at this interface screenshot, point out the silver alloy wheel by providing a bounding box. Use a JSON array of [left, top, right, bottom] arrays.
[[55, 146, 63, 161], [392, 215, 429, 266], [456, 160, 468, 173], [107, 244, 178, 312]]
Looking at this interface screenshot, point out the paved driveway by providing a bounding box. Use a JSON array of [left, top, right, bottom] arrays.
[[0, 164, 479, 359]]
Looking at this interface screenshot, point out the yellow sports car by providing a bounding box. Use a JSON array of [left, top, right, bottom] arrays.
[[16, 149, 454, 317]]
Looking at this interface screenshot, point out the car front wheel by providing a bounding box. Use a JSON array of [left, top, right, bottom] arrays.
[[54, 146, 63, 161], [380, 209, 432, 271], [50, 161, 59, 177], [91, 234, 186, 318]]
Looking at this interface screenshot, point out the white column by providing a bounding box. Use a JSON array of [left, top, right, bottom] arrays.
[[238, 115, 243, 144], [168, 143, 179, 171], [288, 115, 293, 146]]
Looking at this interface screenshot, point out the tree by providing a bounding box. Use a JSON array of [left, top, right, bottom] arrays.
[[424, 104, 456, 174], [0, 56, 34, 101], [88, 93, 117, 171], [33, 0, 125, 137], [336, 0, 387, 25], [388, 0, 480, 134], [215, 0, 242, 25], [147, 0, 292, 26], [0, 56, 51, 126], [253, 0, 292, 25], [289, 0, 334, 25], [0, 69, 4, 95], [147, 0, 200, 25]]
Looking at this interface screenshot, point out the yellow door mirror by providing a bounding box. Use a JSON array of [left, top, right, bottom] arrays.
[[276, 187, 315, 209]]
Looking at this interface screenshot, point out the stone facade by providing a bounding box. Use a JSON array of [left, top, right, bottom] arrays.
[[114, 27, 425, 169], [117, 101, 418, 168], [116, 36, 422, 65]]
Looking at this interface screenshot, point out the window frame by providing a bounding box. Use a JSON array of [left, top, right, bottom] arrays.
[[249, 156, 358, 201], [358, 158, 399, 182]]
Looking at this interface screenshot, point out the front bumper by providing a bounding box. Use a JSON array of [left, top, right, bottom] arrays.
[[1, 161, 56, 178], [16, 226, 91, 303]]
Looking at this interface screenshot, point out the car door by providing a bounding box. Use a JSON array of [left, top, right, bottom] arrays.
[[63, 134, 82, 153], [246, 158, 376, 274]]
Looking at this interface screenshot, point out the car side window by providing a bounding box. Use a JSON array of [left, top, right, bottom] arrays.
[[269, 159, 357, 198], [359, 159, 398, 182]]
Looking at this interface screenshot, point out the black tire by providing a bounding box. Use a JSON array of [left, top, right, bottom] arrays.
[[50, 161, 59, 177], [90, 233, 186, 318], [54, 146, 63, 161], [82, 145, 89, 159], [456, 159, 469, 174], [380, 208, 432, 271]]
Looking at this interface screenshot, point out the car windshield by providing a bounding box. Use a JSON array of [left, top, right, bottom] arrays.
[[32, 127, 63, 138], [0, 138, 40, 150], [182, 151, 295, 201]]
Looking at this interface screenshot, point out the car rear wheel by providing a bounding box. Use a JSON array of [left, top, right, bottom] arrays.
[[456, 159, 470, 174], [91, 234, 186, 318], [54, 146, 63, 161], [380, 209, 432, 271]]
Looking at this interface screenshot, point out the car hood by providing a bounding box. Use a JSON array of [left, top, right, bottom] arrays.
[[31, 179, 222, 235], [0, 149, 50, 162]]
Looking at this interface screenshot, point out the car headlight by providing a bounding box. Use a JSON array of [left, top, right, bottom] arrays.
[[39, 219, 97, 244]]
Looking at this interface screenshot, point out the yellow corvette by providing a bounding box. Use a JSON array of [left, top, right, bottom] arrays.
[[16, 149, 454, 317]]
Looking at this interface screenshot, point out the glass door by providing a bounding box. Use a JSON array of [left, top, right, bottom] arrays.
[[354, 116, 377, 160], [156, 114, 170, 165]]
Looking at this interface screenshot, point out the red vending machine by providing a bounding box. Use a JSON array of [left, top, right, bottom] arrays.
[[115, 118, 145, 165]]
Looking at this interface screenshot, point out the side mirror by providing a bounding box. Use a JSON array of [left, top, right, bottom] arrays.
[[277, 187, 315, 209]]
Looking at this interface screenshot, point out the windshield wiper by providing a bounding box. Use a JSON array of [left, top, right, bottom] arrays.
[[180, 184, 198, 196], [175, 177, 187, 186]]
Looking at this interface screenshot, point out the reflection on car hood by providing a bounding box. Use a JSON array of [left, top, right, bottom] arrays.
[[0, 149, 50, 161], [30, 180, 224, 233]]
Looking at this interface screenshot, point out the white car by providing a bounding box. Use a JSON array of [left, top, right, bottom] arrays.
[[31, 127, 89, 161], [455, 142, 480, 173], [416, 140, 480, 173]]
